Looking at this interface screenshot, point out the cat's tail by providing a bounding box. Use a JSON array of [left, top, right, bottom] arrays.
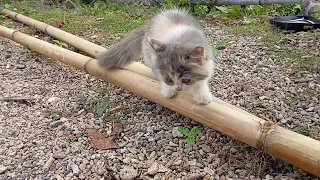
[[97, 25, 146, 69]]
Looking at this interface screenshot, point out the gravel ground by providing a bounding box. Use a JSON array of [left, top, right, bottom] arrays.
[[0, 18, 320, 180]]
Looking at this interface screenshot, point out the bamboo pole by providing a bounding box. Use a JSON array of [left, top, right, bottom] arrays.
[[1, 25, 319, 178]]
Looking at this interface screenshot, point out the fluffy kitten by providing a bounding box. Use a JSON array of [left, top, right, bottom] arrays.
[[97, 8, 214, 104]]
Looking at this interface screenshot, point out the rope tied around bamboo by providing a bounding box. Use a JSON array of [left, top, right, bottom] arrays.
[[11, 29, 19, 41], [44, 24, 51, 34], [83, 58, 95, 74], [259, 120, 276, 153]]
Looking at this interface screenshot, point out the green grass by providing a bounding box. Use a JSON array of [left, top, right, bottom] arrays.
[[53, 40, 68, 48], [251, 98, 262, 106], [76, 88, 111, 117], [21, 45, 38, 57], [296, 127, 308, 135]]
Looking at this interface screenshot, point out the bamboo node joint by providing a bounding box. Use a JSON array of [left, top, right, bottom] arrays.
[[84, 58, 94, 73], [259, 120, 275, 153], [14, 13, 19, 21], [11, 30, 20, 41], [44, 25, 50, 34]]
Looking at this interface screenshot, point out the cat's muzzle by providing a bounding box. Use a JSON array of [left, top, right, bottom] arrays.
[[175, 87, 182, 91]]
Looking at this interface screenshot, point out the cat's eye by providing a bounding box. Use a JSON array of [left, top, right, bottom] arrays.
[[182, 79, 190, 83], [165, 77, 173, 83]]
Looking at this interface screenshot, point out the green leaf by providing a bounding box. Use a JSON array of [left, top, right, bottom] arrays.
[[177, 127, 190, 136], [0, 15, 7, 19], [2, 4, 12, 9], [53, 40, 68, 48], [77, 97, 87, 104], [186, 135, 195, 145], [215, 39, 230, 50], [87, 98, 97, 106], [296, 127, 307, 135], [251, 98, 262, 105], [96, 103, 108, 117], [60, 42, 68, 48], [290, 57, 298, 63], [215, 6, 231, 13], [294, 4, 301, 10], [190, 128, 201, 136], [210, 10, 221, 17]]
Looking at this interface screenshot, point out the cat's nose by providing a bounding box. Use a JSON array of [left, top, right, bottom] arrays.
[[175, 87, 182, 91]]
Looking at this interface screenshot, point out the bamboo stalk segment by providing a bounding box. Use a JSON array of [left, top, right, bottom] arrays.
[[0, 8, 155, 79], [0, 9, 105, 56], [1, 25, 319, 178]]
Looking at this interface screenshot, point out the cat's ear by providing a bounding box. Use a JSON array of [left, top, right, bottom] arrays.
[[190, 46, 204, 57], [149, 38, 165, 52], [186, 46, 204, 66]]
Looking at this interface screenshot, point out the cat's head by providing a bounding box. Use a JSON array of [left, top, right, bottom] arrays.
[[149, 38, 209, 91]]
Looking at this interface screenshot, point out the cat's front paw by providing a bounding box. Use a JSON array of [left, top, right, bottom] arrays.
[[161, 87, 176, 98], [193, 92, 213, 105]]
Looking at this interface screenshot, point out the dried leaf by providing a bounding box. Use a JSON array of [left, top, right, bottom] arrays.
[[87, 129, 118, 150], [55, 21, 65, 28], [111, 122, 124, 136], [108, 105, 124, 112], [228, 154, 235, 167]]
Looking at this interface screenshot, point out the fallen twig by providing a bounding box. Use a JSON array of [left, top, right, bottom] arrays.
[[0, 96, 36, 102]]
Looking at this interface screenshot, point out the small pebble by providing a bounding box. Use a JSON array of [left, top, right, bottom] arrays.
[[55, 175, 64, 180], [148, 162, 159, 175], [69, 162, 80, 176], [47, 97, 59, 103], [16, 63, 26, 69], [0, 165, 8, 174], [173, 159, 182, 166], [172, 127, 184, 138], [158, 164, 170, 173], [169, 141, 178, 147], [52, 151, 67, 159], [204, 167, 215, 175], [79, 174, 86, 180], [50, 117, 69, 128], [44, 155, 55, 169], [119, 166, 138, 180], [96, 168, 105, 176]]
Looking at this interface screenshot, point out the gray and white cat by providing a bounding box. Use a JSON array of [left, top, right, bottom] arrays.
[[97, 8, 214, 104]]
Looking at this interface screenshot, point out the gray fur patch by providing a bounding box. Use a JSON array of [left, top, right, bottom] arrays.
[[154, 43, 208, 86], [97, 25, 146, 69]]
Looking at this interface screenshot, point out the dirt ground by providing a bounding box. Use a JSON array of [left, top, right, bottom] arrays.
[[1, 8, 320, 180]]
